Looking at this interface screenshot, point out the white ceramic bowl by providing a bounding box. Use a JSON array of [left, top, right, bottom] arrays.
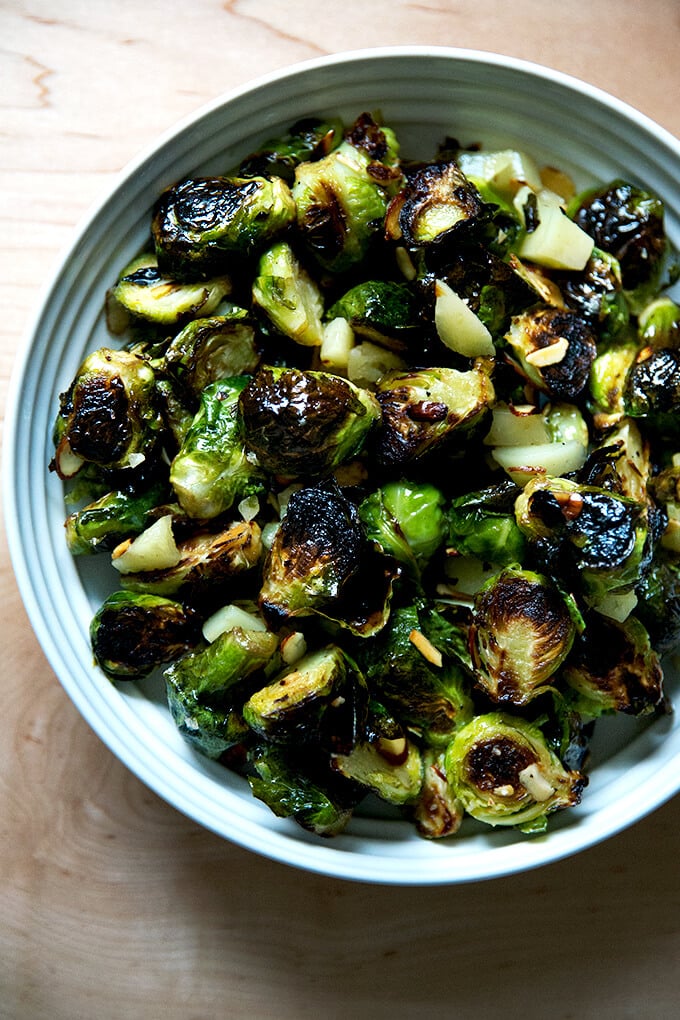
[[5, 47, 680, 884]]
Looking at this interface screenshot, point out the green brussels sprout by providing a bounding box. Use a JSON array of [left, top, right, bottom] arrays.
[[373, 364, 495, 467], [154, 375, 196, 448], [108, 252, 232, 326], [259, 480, 400, 636], [169, 377, 264, 520], [562, 612, 665, 717], [411, 748, 464, 839], [326, 280, 420, 350], [505, 305, 598, 401], [236, 116, 343, 183], [119, 519, 263, 597], [247, 744, 355, 837], [445, 481, 526, 567], [355, 603, 474, 747], [358, 480, 447, 576], [469, 567, 577, 706], [163, 310, 260, 397], [445, 712, 586, 831], [51, 348, 163, 479], [569, 179, 669, 305], [331, 704, 423, 806], [239, 365, 380, 480], [251, 240, 324, 347], [635, 554, 680, 653], [385, 157, 483, 247], [152, 174, 296, 279], [243, 645, 368, 749], [292, 113, 401, 273], [561, 247, 630, 343], [624, 348, 680, 438], [588, 337, 640, 420], [65, 478, 169, 555], [90, 590, 201, 682], [638, 295, 680, 349], [164, 625, 278, 758]]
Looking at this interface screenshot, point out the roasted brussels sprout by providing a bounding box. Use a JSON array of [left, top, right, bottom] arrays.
[[170, 377, 263, 520], [469, 567, 577, 705], [445, 712, 586, 831], [562, 612, 665, 717], [624, 348, 680, 438], [236, 116, 342, 184], [635, 554, 680, 653], [65, 478, 169, 555], [251, 240, 324, 347], [445, 481, 526, 567], [638, 295, 680, 349], [411, 748, 464, 839], [331, 704, 423, 806], [162, 311, 260, 397], [588, 338, 640, 420], [373, 364, 494, 467], [292, 112, 401, 273], [358, 480, 447, 576], [239, 365, 380, 479], [51, 348, 163, 479], [385, 157, 483, 247], [326, 280, 420, 350], [152, 174, 296, 279], [560, 247, 629, 343], [119, 519, 263, 597], [259, 480, 399, 636], [569, 179, 668, 300], [505, 305, 598, 401], [90, 590, 201, 681], [243, 645, 368, 749], [108, 252, 232, 327]]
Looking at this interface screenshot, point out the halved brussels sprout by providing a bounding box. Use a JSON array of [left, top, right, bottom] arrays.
[[445, 712, 586, 831], [588, 337, 640, 420], [252, 240, 324, 347], [358, 480, 447, 576], [331, 705, 423, 806], [119, 520, 263, 597], [373, 364, 494, 467], [51, 348, 163, 479], [445, 481, 526, 567], [163, 311, 260, 396], [638, 295, 680, 349], [326, 280, 420, 350], [470, 567, 577, 705], [624, 348, 680, 438], [259, 480, 399, 636], [505, 305, 598, 401], [108, 252, 232, 326], [236, 116, 342, 183], [411, 748, 464, 839], [239, 365, 380, 480], [635, 554, 680, 654], [152, 175, 296, 279], [561, 248, 629, 343], [563, 612, 665, 717], [65, 478, 169, 555], [385, 158, 483, 246], [90, 590, 201, 681], [170, 377, 263, 520]]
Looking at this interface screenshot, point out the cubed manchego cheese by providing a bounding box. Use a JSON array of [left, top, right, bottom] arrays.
[[514, 185, 594, 271], [319, 317, 355, 374], [434, 279, 495, 357], [202, 603, 267, 643], [111, 514, 180, 574], [491, 440, 588, 486]]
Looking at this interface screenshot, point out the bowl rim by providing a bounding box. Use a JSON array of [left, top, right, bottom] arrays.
[[4, 45, 680, 885]]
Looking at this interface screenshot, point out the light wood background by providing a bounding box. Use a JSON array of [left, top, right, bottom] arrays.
[[2, 2, 679, 1017]]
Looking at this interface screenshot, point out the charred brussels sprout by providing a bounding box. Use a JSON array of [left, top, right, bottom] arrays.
[[65, 479, 169, 555], [236, 116, 342, 184], [358, 480, 446, 576], [569, 179, 668, 302], [169, 377, 263, 520], [505, 305, 598, 401], [445, 712, 586, 831], [239, 366, 380, 479], [90, 591, 201, 681], [561, 247, 629, 343], [52, 348, 163, 479], [252, 240, 324, 347], [259, 480, 399, 636], [638, 295, 680, 349], [163, 311, 260, 396], [108, 252, 231, 327], [589, 338, 640, 419], [331, 704, 423, 806], [445, 481, 526, 567], [563, 612, 665, 717], [624, 348, 680, 438], [373, 364, 494, 467], [385, 158, 483, 247], [411, 748, 464, 838], [326, 280, 420, 350], [243, 645, 368, 748], [635, 554, 680, 653], [152, 175, 296, 279], [292, 113, 401, 273], [470, 568, 577, 705]]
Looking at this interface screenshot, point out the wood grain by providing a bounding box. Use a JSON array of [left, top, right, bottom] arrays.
[[2, 2, 679, 1017]]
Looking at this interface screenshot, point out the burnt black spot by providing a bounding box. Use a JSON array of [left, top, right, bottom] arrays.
[[466, 737, 535, 791]]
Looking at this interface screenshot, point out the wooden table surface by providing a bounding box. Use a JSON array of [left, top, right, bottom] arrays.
[[2, 2, 679, 1017]]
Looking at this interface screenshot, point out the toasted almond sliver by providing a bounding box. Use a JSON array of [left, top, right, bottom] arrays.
[[525, 337, 569, 367], [408, 629, 443, 667]]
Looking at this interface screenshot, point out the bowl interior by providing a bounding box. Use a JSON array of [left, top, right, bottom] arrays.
[[6, 48, 680, 884]]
